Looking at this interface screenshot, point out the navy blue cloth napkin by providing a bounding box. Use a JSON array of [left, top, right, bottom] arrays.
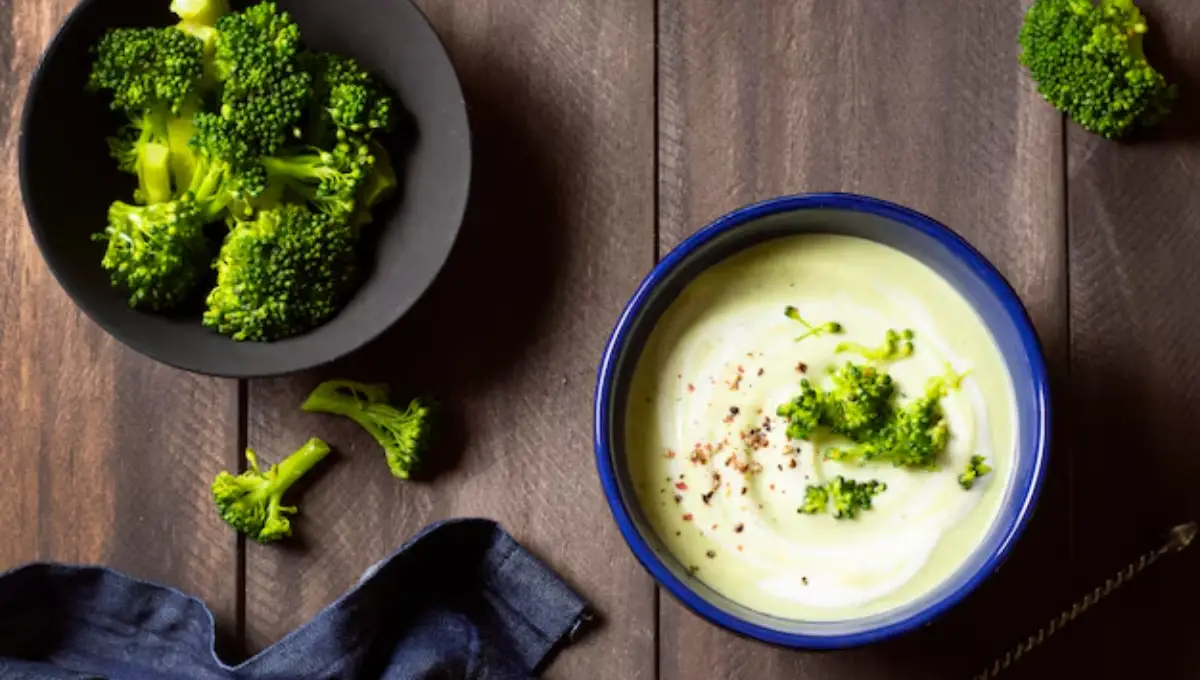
[[0, 519, 589, 679]]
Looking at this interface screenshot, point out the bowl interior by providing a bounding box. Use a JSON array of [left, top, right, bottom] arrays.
[[20, 0, 470, 377], [598, 196, 1048, 646]]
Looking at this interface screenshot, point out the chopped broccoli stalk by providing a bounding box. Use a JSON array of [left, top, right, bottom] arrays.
[[211, 437, 330, 543], [171, 0, 230, 27], [784, 305, 842, 342], [836, 329, 915, 362], [958, 455, 993, 490], [798, 485, 829, 515], [1019, 0, 1174, 139], [302, 380, 434, 479], [797, 477, 886, 519]]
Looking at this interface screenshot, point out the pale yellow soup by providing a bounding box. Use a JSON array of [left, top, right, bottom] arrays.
[[625, 234, 1016, 620]]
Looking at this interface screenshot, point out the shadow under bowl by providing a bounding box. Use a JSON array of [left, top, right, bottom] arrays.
[[593, 193, 1050, 649], [19, 0, 471, 377]]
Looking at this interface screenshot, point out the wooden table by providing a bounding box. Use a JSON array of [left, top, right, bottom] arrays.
[[4, 1, 1199, 677]]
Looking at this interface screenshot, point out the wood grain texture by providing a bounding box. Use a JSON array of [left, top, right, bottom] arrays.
[[1062, 1, 1200, 676], [657, 0, 1071, 677], [242, 0, 657, 677], [0, 0, 241, 656]]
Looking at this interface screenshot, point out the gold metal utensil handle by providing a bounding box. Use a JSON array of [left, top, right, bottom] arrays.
[[971, 521, 1197, 680]]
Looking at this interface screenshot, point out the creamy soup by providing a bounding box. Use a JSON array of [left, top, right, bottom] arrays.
[[625, 234, 1016, 620]]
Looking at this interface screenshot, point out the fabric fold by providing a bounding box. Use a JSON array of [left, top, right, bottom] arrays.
[[0, 519, 588, 680]]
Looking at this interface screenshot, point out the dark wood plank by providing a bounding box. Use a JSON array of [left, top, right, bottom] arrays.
[[1062, 2, 1200, 676], [242, 1, 658, 677], [657, 0, 1071, 677], [0, 0, 241, 657]]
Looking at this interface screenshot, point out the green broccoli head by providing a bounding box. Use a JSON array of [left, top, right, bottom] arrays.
[[302, 51, 394, 144], [203, 203, 358, 341], [93, 198, 207, 310], [212, 438, 330, 543], [776, 379, 823, 440], [1019, 0, 1174, 139], [797, 484, 829, 515], [350, 142, 398, 230], [823, 363, 894, 439], [827, 476, 886, 519], [190, 2, 311, 191], [88, 26, 205, 117], [261, 140, 376, 222], [825, 374, 954, 469], [301, 380, 434, 479], [958, 455, 993, 490]]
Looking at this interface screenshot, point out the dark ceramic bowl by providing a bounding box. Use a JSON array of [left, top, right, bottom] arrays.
[[595, 194, 1050, 648], [20, 0, 470, 377]]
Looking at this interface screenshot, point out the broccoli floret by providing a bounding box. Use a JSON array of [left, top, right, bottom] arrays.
[[797, 477, 886, 519], [350, 141, 398, 229], [822, 363, 895, 439], [775, 364, 893, 441], [825, 372, 959, 469], [93, 198, 207, 310], [191, 2, 311, 193], [302, 380, 434, 479], [836, 329, 915, 362], [797, 484, 829, 515], [90, 26, 207, 204], [776, 379, 823, 440], [1019, 0, 1174, 139], [302, 51, 394, 146], [203, 203, 357, 341], [261, 140, 375, 222], [958, 455, 993, 490], [212, 438, 330, 543], [89, 26, 205, 118], [784, 305, 842, 342], [827, 476, 886, 519]]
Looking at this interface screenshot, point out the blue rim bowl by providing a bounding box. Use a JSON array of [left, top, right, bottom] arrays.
[[593, 192, 1050, 649]]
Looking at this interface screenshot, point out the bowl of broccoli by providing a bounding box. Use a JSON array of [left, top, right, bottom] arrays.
[[19, 0, 470, 376]]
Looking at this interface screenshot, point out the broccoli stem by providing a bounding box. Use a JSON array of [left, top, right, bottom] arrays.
[[268, 437, 331, 492], [170, 0, 230, 27], [139, 142, 172, 204]]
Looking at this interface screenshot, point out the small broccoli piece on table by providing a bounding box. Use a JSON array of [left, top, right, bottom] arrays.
[[212, 438, 330, 543], [1019, 0, 1174, 139], [836, 329, 915, 362], [94, 199, 207, 310], [203, 203, 357, 341], [784, 305, 842, 342], [302, 380, 434, 479], [798, 484, 829, 515], [958, 455, 992, 490]]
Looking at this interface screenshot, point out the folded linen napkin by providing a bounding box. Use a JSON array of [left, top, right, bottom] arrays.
[[0, 518, 589, 680]]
